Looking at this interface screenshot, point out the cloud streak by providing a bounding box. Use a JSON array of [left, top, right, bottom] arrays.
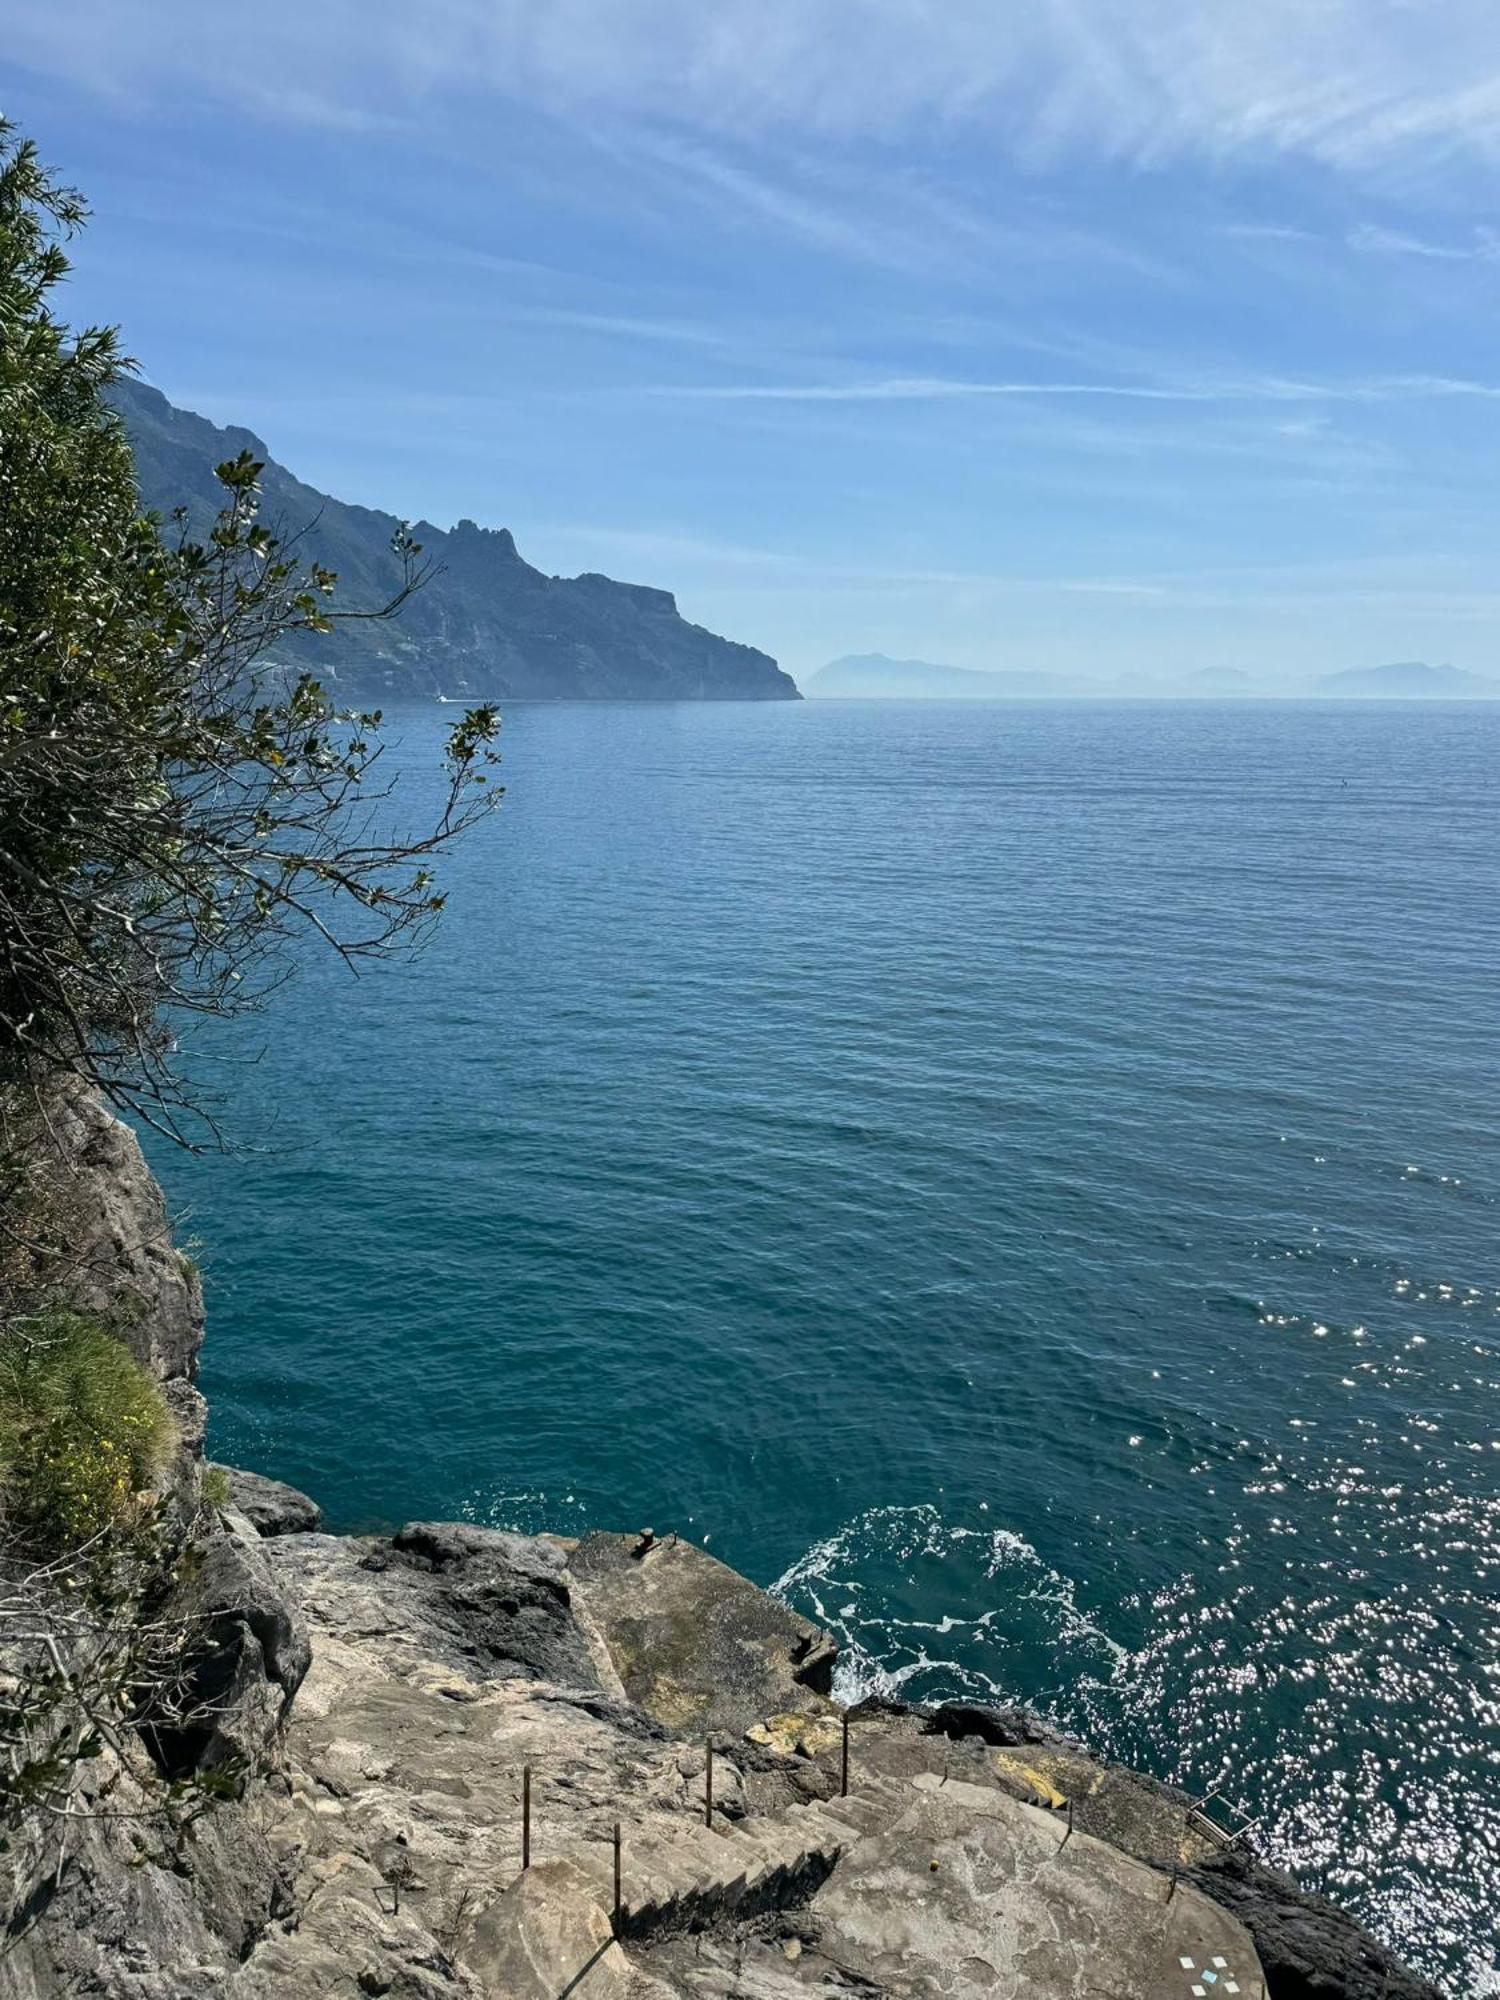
[[649, 373, 1500, 406], [11, 0, 1500, 178], [1347, 222, 1500, 263], [607, 130, 1181, 284]]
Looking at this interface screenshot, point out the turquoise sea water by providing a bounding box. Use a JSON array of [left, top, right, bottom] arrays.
[[152, 699, 1500, 1990]]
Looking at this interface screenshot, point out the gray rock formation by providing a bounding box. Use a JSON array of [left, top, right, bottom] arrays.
[[271, 1521, 603, 1688], [215, 1465, 323, 1538], [231, 1523, 1275, 2000], [920, 1703, 1443, 2000], [26, 1083, 206, 1459], [9, 1484, 1446, 2000], [0, 1097, 306, 1999], [1190, 1850, 1444, 2000], [565, 1530, 838, 1734], [153, 1508, 312, 1775], [0, 1763, 292, 2000]]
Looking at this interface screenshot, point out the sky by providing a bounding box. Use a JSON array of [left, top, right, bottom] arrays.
[[8, 2, 1500, 688]]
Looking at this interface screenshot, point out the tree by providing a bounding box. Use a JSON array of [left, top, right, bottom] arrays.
[[0, 121, 502, 1866], [0, 119, 500, 1146]]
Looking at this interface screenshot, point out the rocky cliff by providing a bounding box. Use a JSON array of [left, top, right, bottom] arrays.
[[1, 1103, 1442, 2000], [109, 380, 798, 705]]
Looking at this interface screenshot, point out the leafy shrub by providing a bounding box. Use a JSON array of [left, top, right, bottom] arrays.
[[0, 121, 499, 1146], [0, 1309, 175, 1547]]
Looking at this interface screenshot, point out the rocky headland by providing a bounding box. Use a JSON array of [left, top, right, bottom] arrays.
[[109, 381, 799, 706], [1, 1102, 1442, 2000]]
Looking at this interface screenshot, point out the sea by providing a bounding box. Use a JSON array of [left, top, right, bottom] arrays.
[[147, 697, 1500, 1991]]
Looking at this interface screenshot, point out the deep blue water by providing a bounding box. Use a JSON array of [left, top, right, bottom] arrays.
[[152, 700, 1500, 1990]]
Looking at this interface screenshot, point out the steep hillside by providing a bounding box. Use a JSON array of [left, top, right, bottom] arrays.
[[111, 379, 797, 703]]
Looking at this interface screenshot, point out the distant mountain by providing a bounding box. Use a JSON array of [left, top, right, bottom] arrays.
[[811, 652, 1500, 702], [805, 654, 1074, 699], [110, 379, 797, 703], [1316, 661, 1498, 699]]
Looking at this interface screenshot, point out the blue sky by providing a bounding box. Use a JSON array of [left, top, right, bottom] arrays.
[[9, 2, 1500, 686]]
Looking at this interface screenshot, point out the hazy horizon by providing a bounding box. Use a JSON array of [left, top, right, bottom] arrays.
[[798, 651, 1500, 701]]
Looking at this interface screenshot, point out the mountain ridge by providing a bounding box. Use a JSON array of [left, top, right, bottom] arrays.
[[111, 378, 798, 703]]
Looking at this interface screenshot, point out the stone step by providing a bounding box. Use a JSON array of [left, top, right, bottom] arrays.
[[628, 1830, 730, 1902], [615, 1807, 849, 1937], [804, 1792, 891, 1837], [544, 1776, 916, 1948], [622, 1830, 751, 1919], [796, 1772, 911, 1824], [547, 1776, 912, 1932]]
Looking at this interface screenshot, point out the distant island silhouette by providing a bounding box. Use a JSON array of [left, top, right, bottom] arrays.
[[803, 652, 1499, 700]]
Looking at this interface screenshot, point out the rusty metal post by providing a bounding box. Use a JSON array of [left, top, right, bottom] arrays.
[[522, 1765, 532, 1871], [613, 1822, 622, 1935], [841, 1709, 850, 1798], [705, 1738, 714, 1827]]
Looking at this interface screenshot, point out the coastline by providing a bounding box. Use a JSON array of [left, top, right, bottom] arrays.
[[1, 1095, 1443, 2000]]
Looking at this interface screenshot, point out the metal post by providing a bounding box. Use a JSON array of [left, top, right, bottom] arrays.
[[613, 1822, 622, 1936], [841, 1709, 850, 1798], [522, 1765, 532, 1871], [705, 1738, 714, 1827]]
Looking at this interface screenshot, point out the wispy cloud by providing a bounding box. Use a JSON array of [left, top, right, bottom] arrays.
[[509, 306, 729, 347], [1347, 221, 1500, 262], [11, 0, 1500, 179], [600, 130, 1179, 285], [656, 377, 1219, 404], [1221, 222, 1319, 244], [526, 526, 1500, 617], [532, 523, 1180, 598], [614, 134, 931, 274], [648, 373, 1500, 406]]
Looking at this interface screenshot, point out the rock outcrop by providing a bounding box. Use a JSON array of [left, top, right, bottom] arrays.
[[0, 1095, 308, 2000], [564, 1530, 837, 1733], [214, 1465, 323, 1539], [218, 1519, 1275, 2000], [274, 1521, 603, 1689], [1189, 1851, 1445, 2000], [25, 1083, 207, 1459]]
